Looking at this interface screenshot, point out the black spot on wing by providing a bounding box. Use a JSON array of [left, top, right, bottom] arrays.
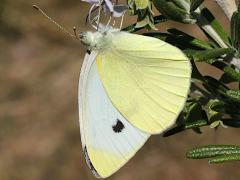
[[112, 119, 125, 133], [83, 146, 100, 177]]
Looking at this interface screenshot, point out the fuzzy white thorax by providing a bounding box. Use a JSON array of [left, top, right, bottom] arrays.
[[79, 25, 120, 51]]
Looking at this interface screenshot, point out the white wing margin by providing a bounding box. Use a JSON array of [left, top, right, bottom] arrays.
[[78, 51, 150, 178]]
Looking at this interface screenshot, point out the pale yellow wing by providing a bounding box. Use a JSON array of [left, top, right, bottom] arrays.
[[96, 32, 191, 134]]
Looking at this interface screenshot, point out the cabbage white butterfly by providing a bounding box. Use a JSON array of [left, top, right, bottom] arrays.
[[79, 26, 191, 178], [32, 4, 191, 178]]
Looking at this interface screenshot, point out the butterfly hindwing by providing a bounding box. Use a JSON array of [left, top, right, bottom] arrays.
[[78, 52, 150, 178]]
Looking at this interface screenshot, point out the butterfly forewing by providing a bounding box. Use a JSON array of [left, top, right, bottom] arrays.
[[96, 32, 191, 134]]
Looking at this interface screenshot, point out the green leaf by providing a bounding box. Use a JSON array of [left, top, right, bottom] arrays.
[[231, 10, 240, 51], [165, 97, 206, 135], [222, 119, 240, 127], [144, 31, 212, 50], [122, 15, 167, 33], [168, 28, 213, 50], [203, 76, 229, 95], [126, 1, 158, 30], [182, 97, 203, 122], [191, 60, 205, 81], [184, 48, 234, 62], [128, 0, 137, 15], [225, 90, 240, 103], [134, 0, 149, 9], [209, 154, 240, 163], [231, 2, 240, 45], [201, 8, 230, 45], [186, 143, 240, 163], [153, 0, 196, 24], [210, 120, 221, 128], [200, 82, 240, 116], [185, 119, 208, 129], [136, 8, 148, 22], [135, 15, 152, 28], [186, 145, 240, 159], [223, 103, 240, 116], [190, 0, 204, 12], [163, 119, 208, 137], [210, 61, 240, 83], [143, 32, 171, 41], [204, 99, 224, 123]]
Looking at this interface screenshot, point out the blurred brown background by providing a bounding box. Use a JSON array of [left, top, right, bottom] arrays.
[[0, 0, 239, 180]]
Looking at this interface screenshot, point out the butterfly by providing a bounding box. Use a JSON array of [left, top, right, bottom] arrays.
[[78, 26, 191, 178]]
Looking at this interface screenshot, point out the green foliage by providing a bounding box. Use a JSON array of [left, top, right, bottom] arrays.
[[128, 0, 157, 29], [125, 0, 240, 164], [144, 28, 213, 50], [198, 8, 231, 47], [153, 0, 196, 24], [190, 0, 204, 12], [184, 48, 234, 62], [186, 145, 240, 163], [231, 4, 240, 52], [211, 61, 240, 82], [122, 15, 167, 33]]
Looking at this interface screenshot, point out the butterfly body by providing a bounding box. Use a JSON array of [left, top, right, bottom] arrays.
[[79, 27, 119, 50], [79, 27, 191, 178]]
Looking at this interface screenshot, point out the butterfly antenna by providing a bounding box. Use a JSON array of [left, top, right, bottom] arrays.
[[73, 26, 79, 40], [33, 5, 77, 39]]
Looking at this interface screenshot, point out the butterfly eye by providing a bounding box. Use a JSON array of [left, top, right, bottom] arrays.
[[79, 32, 85, 39], [79, 32, 92, 46]]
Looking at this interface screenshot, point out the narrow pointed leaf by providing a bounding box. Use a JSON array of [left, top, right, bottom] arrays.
[[225, 90, 240, 103], [209, 154, 240, 163], [231, 11, 240, 51], [211, 61, 240, 82], [222, 119, 240, 127], [168, 28, 213, 49], [203, 76, 229, 95], [153, 0, 196, 24], [199, 8, 231, 46], [163, 119, 208, 137], [135, 0, 149, 9], [123, 15, 167, 32], [186, 145, 240, 159], [204, 99, 224, 123], [144, 32, 211, 50], [184, 48, 234, 62], [190, 0, 204, 12]]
